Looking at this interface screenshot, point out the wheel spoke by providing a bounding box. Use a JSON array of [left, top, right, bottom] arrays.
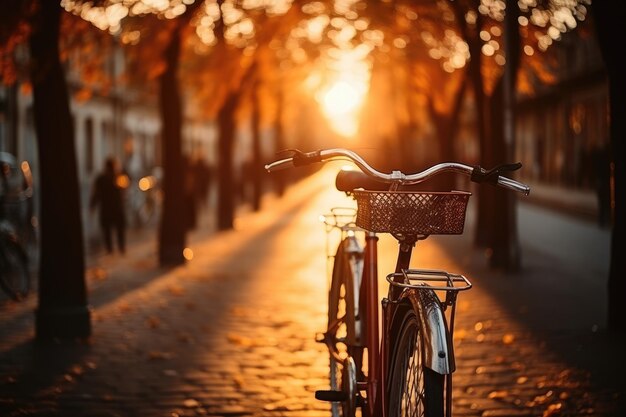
[[390, 307, 443, 417], [402, 329, 424, 417]]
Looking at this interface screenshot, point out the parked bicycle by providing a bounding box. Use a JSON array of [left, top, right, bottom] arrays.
[[128, 173, 161, 228], [0, 211, 30, 301], [265, 148, 530, 417], [0, 153, 33, 301]]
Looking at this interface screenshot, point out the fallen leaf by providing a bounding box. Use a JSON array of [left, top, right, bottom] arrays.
[[86, 267, 107, 281], [148, 351, 174, 360], [183, 398, 200, 408], [146, 316, 161, 329], [233, 374, 245, 389], [168, 284, 185, 296], [543, 402, 563, 417], [227, 334, 253, 347], [488, 390, 508, 399]]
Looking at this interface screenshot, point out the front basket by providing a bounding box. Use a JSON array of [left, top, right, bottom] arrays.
[[351, 190, 471, 235]]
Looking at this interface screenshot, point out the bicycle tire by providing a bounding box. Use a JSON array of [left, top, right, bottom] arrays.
[[326, 237, 363, 417], [0, 236, 30, 301], [137, 195, 157, 226], [387, 305, 444, 417]]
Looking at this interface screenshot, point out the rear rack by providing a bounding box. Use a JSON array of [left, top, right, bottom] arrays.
[[387, 269, 472, 319], [386, 269, 472, 292], [321, 207, 361, 232], [387, 268, 472, 369]]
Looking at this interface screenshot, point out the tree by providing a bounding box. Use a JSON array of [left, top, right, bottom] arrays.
[[156, 3, 205, 266], [445, 0, 591, 270], [65, 0, 207, 265], [485, 0, 522, 270], [2, 0, 140, 339], [249, 67, 263, 212], [450, 0, 493, 248], [28, 0, 90, 339], [157, 19, 189, 266], [591, 1, 626, 334], [185, 0, 305, 229]]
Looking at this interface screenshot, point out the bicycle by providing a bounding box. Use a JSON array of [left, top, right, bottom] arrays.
[[1, 153, 33, 302], [265, 148, 530, 417], [128, 173, 161, 228], [0, 215, 30, 301]]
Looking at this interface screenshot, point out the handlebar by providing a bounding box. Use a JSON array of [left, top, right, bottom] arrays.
[[265, 148, 530, 195]]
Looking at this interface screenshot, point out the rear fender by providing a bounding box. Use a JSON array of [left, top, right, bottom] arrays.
[[394, 288, 455, 375]]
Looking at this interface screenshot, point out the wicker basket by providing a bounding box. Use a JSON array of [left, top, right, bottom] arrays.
[[351, 190, 471, 235]]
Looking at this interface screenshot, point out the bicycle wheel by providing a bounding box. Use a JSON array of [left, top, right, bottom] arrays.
[[0, 236, 30, 301], [388, 306, 444, 417], [136, 198, 154, 226], [327, 237, 363, 417]]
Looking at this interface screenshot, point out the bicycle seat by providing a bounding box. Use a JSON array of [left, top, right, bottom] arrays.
[[336, 170, 389, 192]]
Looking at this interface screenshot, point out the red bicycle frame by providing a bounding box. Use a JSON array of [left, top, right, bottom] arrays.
[[362, 232, 381, 417], [360, 232, 418, 417]]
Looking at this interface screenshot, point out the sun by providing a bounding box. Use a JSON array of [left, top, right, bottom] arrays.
[[319, 78, 367, 137], [322, 81, 360, 115], [321, 80, 363, 137], [307, 48, 371, 138]]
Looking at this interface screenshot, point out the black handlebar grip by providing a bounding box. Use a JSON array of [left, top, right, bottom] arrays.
[[471, 162, 522, 185], [277, 149, 323, 167], [335, 170, 389, 192]]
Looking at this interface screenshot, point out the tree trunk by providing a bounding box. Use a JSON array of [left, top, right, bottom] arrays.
[[29, 0, 90, 339], [591, 2, 626, 334], [426, 75, 467, 191], [486, 87, 521, 270], [157, 0, 204, 264], [217, 92, 239, 230], [158, 27, 186, 266], [453, 0, 494, 248], [485, 0, 522, 271], [272, 88, 286, 196], [397, 65, 416, 173], [251, 84, 262, 211]]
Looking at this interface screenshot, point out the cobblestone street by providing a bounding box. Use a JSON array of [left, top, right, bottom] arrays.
[[1, 165, 625, 417]]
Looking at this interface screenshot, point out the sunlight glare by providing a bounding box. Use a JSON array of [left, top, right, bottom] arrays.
[[313, 49, 370, 138], [320, 79, 364, 137], [323, 81, 359, 115]]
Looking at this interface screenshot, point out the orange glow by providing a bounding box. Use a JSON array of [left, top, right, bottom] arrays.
[[311, 49, 370, 138], [323, 81, 359, 115], [116, 174, 130, 189], [138, 175, 156, 191], [183, 247, 194, 261], [319, 77, 366, 137]]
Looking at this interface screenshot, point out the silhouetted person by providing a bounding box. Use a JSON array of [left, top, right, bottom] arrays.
[[90, 157, 127, 254], [191, 151, 212, 211], [592, 142, 611, 227], [182, 155, 198, 231], [0, 159, 10, 221]]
